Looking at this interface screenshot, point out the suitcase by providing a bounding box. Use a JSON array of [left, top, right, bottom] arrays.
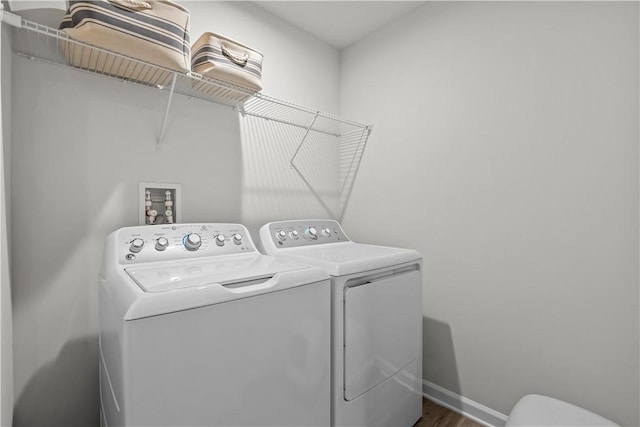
[[59, 0, 190, 86], [191, 32, 263, 101]]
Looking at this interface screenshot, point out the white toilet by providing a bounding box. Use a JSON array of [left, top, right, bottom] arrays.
[[506, 395, 619, 427]]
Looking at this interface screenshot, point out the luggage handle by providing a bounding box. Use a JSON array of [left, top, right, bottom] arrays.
[[221, 44, 249, 67], [108, 0, 152, 11]]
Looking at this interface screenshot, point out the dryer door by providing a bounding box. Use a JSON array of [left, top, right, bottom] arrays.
[[343, 268, 421, 401]]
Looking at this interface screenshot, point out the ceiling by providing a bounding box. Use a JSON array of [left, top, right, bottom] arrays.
[[253, 1, 426, 50]]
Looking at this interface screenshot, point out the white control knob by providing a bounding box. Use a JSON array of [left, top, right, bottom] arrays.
[[155, 237, 169, 251], [232, 233, 242, 245], [129, 238, 144, 253], [214, 234, 226, 247], [289, 230, 299, 240], [322, 227, 331, 237], [276, 230, 287, 241], [306, 227, 318, 240], [183, 233, 202, 251]]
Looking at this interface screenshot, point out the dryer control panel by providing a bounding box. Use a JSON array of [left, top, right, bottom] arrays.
[[114, 223, 256, 264], [260, 220, 350, 250]]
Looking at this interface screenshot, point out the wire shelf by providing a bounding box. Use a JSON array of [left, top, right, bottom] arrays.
[[4, 11, 372, 220]]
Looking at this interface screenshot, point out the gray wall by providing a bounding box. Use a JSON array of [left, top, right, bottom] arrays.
[[7, 1, 640, 426], [1, 12, 12, 427], [8, 2, 339, 426], [340, 2, 639, 425]]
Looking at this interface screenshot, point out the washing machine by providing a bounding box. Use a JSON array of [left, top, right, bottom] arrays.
[[99, 223, 331, 427], [259, 219, 423, 427]]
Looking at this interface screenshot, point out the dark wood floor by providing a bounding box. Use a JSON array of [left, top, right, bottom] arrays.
[[413, 398, 484, 427]]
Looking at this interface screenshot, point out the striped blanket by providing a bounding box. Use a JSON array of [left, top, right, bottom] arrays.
[[59, 0, 190, 85]]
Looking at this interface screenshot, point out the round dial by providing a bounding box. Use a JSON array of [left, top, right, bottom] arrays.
[[322, 227, 331, 237], [214, 234, 226, 247], [289, 230, 299, 240], [232, 233, 242, 245], [155, 237, 169, 251], [305, 227, 318, 240], [129, 238, 144, 253], [276, 230, 287, 241], [183, 233, 202, 251]]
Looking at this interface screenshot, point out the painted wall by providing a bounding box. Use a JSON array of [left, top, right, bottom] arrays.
[[8, 2, 339, 426], [340, 2, 639, 425], [1, 12, 13, 427]]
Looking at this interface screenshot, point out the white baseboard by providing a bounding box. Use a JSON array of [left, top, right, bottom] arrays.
[[422, 380, 508, 427]]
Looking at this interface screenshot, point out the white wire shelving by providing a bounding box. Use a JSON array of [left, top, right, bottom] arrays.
[[2, 10, 372, 220]]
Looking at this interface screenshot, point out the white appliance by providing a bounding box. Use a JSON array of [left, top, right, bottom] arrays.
[[260, 220, 423, 427], [99, 223, 331, 427]]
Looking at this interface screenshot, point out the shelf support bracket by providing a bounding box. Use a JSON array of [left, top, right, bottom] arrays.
[[156, 72, 178, 150], [289, 111, 339, 218], [289, 111, 319, 165]]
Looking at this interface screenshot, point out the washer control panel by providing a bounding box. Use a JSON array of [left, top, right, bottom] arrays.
[[116, 223, 255, 264], [262, 220, 349, 249]]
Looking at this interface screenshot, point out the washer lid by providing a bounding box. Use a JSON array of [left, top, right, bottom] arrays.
[[125, 253, 307, 293], [280, 242, 421, 276]]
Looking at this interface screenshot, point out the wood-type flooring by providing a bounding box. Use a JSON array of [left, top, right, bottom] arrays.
[[413, 398, 485, 427]]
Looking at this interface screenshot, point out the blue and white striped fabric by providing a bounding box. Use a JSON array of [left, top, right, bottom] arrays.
[[191, 32, 263, 97]]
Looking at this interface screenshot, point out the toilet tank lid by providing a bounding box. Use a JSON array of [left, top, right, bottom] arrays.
[[506, 394, 619, 427]]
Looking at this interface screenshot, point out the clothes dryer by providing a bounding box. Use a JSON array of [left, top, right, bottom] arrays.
[[260, 220, 423, 427], [99, 223, 331, 427]]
